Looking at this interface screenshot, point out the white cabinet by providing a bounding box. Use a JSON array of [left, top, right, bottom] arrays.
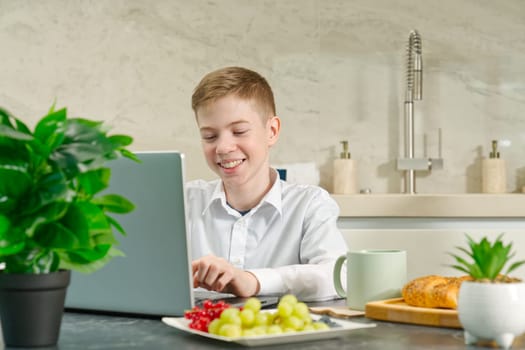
[[334, 194, 525, 281]]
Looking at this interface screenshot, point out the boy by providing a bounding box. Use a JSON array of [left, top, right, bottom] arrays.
[[188, 66, 347, 301]]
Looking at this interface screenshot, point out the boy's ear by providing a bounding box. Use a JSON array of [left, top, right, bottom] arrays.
[[267, 116, 281, 146]]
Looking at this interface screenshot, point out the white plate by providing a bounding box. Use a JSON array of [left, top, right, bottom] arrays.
[[162, 313, 376, 347]]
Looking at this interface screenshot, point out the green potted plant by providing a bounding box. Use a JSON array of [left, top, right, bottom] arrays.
[[450, 234, 525, 349], [0, 105, 138, 347]]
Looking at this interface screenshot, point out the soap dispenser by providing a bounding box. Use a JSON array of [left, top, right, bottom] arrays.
[[333, 141, 358, 194], [481, 140, 507, 193]]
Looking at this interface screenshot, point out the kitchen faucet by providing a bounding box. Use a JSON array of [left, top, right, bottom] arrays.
[[397, 30, 443, 194]]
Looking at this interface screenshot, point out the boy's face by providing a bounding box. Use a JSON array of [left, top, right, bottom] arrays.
[[196, 94, 280, 189]]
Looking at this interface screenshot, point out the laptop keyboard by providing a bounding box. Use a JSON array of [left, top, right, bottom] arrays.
[[193, 290, 279, 309]]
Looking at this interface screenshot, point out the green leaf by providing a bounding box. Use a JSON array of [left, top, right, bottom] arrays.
[[19, 201, 69, 238], [106, 215, 126, 236], [64, 118, 105, 143], [60, 202, 113, 251], [33, 222, 79, 250], [32, 249, 60, 273], [108, 134, 133, 147], [66, 244, 111, 263], [506, 260, 525, 275], [449, 253, 471, 269], [77, 202, 113, 235], [34, 108, 67, 153], [0, 108, 31, 134], [0, 240, 25, 256], [1, 248, 58, 274], [92, 194, 135, 214], [77, 168, 111, 196], [55, 142, 106, 163], [92, 231, 119, 245], [57, 202, 91, 248], [456, 246, 474, 259], [120, 149, 141, 162], [48, 151, 81, 179], [0, 223, 26, 256], [37, 172, 69, 203], [0, 215, 9, 236], [58, 246, 124, 273], [0, 107, 12, 126], [450, 264, 471, 275], [48, 100, 57, 114], [0, 124, 34, 141], [0, 165, 32, 210]]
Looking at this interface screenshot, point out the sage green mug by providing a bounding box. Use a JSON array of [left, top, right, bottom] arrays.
[[333, 249, 407, 311]]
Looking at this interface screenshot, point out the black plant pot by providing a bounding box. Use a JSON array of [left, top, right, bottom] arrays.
[[0, 270, 71, 347]]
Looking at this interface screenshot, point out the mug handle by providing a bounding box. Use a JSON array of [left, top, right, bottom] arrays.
[[333, 255, 347, 298]]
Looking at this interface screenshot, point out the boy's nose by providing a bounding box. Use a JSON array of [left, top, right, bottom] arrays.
[[215, 136, 236, 154]]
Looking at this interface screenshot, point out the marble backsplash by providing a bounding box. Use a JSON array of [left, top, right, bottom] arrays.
[[1, 0, 524, 194]]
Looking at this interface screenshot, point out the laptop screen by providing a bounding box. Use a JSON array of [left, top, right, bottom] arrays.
[[65, 151, 194, 317]]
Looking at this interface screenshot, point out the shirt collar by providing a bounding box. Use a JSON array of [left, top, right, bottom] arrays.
[[201, 168, 283, 217], [261, 168, 282, 216], [201, 180, 226, 215]]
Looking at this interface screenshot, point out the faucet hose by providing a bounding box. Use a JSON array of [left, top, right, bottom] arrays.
[[406, 30, 423, 102]]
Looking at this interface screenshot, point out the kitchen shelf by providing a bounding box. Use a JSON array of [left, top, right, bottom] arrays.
[[332, 193, 525, 218]]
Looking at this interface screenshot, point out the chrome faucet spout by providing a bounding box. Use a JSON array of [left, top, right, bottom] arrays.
[[404, 30, 423, 194], [397, 30, 443, 194]]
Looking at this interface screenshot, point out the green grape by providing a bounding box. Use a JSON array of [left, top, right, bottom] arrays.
[[266, 311, 278, 325], [266, 325, 283, 334], [243, 297, 262, 313], [292, 302, 310, 320], [251, 326, 267, 335], [279, 294, 298, 306], [303, 324, 315, 331], [277, 302, 293, 318], [312, 322, 330, 331], [242, 328, 258, 337], [208, 319, 222, 335], [194, 294, 335, 337], [240, 308, 255, 328], [282, 315, 304, 331], [220, 307, 241, 326], [292, 301, 312, 325], [219, 323, 242, 338], [254, 312, 269, 326]]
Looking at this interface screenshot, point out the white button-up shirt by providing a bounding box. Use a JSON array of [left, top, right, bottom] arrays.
[[186, 172, 347, 301]]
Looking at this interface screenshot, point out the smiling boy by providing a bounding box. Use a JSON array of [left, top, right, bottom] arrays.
[[187, 66, 346, 300]]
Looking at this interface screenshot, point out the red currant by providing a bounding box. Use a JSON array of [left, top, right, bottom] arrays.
[[185, 300, 232, 333]]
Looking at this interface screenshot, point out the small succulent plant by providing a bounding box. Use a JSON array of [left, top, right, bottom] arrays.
[[450, 234, 525, 282]]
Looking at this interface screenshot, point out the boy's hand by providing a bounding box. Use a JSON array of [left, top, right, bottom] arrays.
[[192, 254, 260, 297]]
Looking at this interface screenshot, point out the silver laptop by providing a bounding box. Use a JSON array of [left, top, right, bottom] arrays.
[[65, 151, 194, 317]]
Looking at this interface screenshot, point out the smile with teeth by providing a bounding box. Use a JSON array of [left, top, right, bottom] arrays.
[[220, 159, 244, 169]]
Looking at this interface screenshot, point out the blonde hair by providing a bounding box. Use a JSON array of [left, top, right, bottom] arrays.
[[191, 66, 276, 119]]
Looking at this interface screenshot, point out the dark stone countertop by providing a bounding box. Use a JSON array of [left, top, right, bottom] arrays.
[[4, 310, 524, 350]]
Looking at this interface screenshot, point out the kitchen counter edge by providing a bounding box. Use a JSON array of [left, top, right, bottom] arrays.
[[332, 193, 525, 218]]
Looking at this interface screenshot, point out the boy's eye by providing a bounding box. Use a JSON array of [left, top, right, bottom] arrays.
[[233, 130, 248, 136], [201, 134, 217, 141]]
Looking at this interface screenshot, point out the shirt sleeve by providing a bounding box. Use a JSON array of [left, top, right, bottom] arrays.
[[247, 268, 287, 295], [250, 188, 347, 301]]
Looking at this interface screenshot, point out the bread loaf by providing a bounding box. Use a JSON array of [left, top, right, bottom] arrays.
[[401, 275, 472, 309]]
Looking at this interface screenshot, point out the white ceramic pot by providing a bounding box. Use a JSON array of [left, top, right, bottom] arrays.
[[458, 281, 525, 349]]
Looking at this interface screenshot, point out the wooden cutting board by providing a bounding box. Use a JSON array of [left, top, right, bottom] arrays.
[[365, 298, 462, 329]]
